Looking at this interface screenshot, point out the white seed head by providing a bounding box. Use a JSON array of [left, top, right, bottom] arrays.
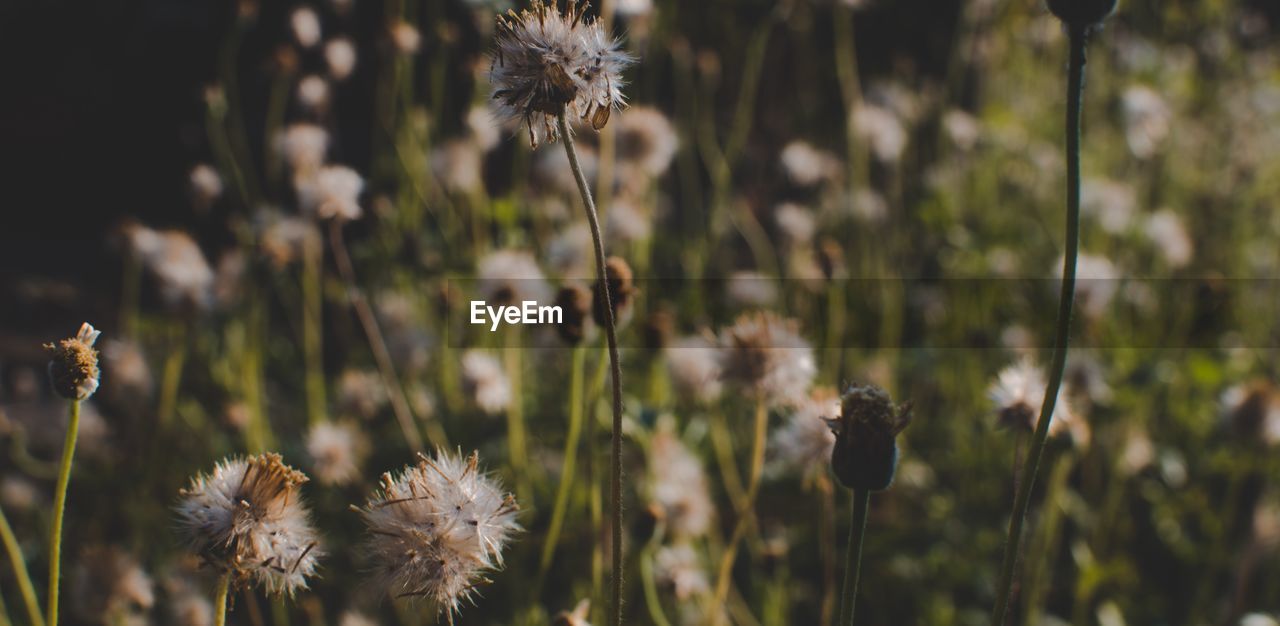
[[358, 450, 520, 617], [988, 359, 1087, 446], [296, 165, 364, 221], [490, 0, 633, 148], [851, 104, 907, 164], [279, 123, 330, 174], [175, 453, 322, 595], [767, 387, 839, 480], [616, 106, 677, 177], [665, 336, 723, 405], [718, 312, 816, 408], [1143, 209, 1193, 268], [306, 421, 369, 486], [779, 140, 840, 187], [477, 249, 553, 305], [646, 422, 713, 538], [1122, 85, 1171, 159], [460, 351, 512, 415], [297, 74, 330, 110], [325, 38, 357, 80]]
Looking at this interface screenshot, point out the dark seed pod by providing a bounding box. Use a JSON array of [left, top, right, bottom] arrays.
[[554, 284, 593, 346], [828, 384, 912, 492], [1046, 0, 1117, 29], [592, 256, 636, 328], [46, 323, 102, 401]]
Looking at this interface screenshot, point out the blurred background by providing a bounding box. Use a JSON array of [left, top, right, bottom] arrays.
[[2, 0, 1280, 624]]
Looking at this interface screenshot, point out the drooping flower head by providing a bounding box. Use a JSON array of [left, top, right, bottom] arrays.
[[357, 450, 520, 618], [175, 453, 322, 595], [490, 0, 633, 147]]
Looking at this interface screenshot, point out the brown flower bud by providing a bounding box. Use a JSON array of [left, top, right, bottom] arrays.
[[45, 323, 102, 401], [828, 384, 911, 491], [554, 285, 593, 346], [593, 256, 636, 328]]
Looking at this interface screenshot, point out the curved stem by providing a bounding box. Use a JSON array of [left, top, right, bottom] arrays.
[[213, 573, 231, 626], [838, 489, 871, 626], [0, 503, 44, 626], [46, 399, 81, 626], [557, 113, 626, 626], [990, 26, 1086, 626], [711, 400, 768, 624], [540, 345, 588, 574]]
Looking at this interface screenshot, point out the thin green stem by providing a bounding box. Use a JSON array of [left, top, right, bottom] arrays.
[[838, 489, 871, 626], [504, 328, 531, 503], [302, 239, 327, 427], [711, 400, 768, 624], [557, 113, 626, 626], [540, 345, 587, 574], [990, 26, 1087, 626], [0, 502, 44, 626], [47, 400, 82, 626], [213, 573, 231, 626]]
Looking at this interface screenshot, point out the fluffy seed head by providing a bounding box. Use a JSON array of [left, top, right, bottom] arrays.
[[768, 387, 840, 481], [718, 312, 816, 408], [46, 323, 102, 400], [175, 453, 322, 595], [296, 165, 364, 221], [665, 335, 724, 405], [461, 351, 512, 415], [357, 450, 520, 617], [490, 0, 633, 147], [325, 38, 357, 81], [306, 421, 370, 486], [70, 546, 155, 622], [989, 359, 1089, 446]]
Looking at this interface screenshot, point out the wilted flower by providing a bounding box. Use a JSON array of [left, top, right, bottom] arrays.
[[827, 384, 911, 491], [1122, 85, 1171, 159], [666, 336, 723, 405], [189, 163, 223, 209], [646, 420, 713, 538], [70, 546, 155, 623], [490, 0, 633, 147], [297, 74, 330, 111], [325, 38, 357, 81], [291, 7, 322, 48], [357, 450, 520, 617], [1143, 209, 1193, 268], [616, 106, 678, 177], [477, 249, 553, 305], [461, 351, 512, 415], [779, 140, 840, 187], [768, 387, 840, 480], [653, 543, 708, 601], [175, 453, 322, 595], [124, 225, 216, 311], [296, 165, 364, 221], [851, 104, 907, 164], [279, 123, 329, 173], [718, 312, 816, 408], [390, 20, 421, 55], [306, 421, 370, 486], [989, 359, 1089, 446], [553, 599, 593, 626], [46, 322, 102, 401]]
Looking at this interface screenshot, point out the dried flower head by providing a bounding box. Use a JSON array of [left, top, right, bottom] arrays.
[[357, 450, 520, 617], [1121, 85, 1170, 159], [718, 312, 816, 408], [461, 351, 512, 415], [306, 421, 370, 486], [553, 284, 593, 345], [827, 384, 911, 491], [70, 545, 155, 622], [553, 599, 593, 626], [768, 387, 840, 480], [646, 420, 713, 538], [296, 165, 364, 221], [338, 369, 389, 419], [989, 359, 1089, 447], [477, 249, 553, 306], [175, 453, 322, 595], [490, 0, 633, 147], [45, 322, 102, 400], [592, 256, 636, 327], [666, 335, 724, 405]]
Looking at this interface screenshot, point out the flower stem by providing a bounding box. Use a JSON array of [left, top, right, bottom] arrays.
[[213, 573, 231, 626], [540, 345, 587, 574], [711, 399, 769, 623], [46, 399, 81, 626], [838, 489, 871, 626], [990, 25, 1086, 626], [557, 113, 626, 626], [0, 502, 44, 626]]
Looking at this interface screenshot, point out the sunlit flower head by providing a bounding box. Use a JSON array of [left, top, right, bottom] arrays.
[[175, 453, 322, 595], [358, 449, 520, 617], [988, 358, 1088, 446], [490, 0, 633, 147], [45, 322, 102, 401]]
